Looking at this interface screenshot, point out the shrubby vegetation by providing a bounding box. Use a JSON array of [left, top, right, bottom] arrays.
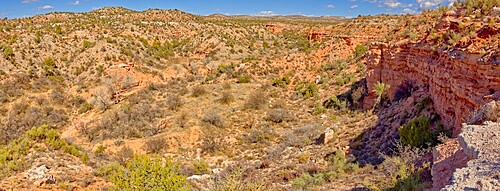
[[353, 44, 368, 58], [236, 75, 251, 83], [0, 125, 82, 178], [398, 116, 437, 148], [266, 109, 294, 123], [202, 112, 226, 128], [373, 81, 391, 108], [375, 144, 431, 190], [271, 75, 290, 87], [458, 0, 500, 16], [210, 168, 267, 191], [83, 89, 164, 142], [295, 82, 318, 98], [0, 101, 68, 145], [110, 155, 190, 191], [191, 85, 207, 97], [245, 89, 268, 109]]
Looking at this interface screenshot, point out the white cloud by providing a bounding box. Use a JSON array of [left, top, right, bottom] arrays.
[[71, 1, 80, 5], [403, 8, 416, 14], [256, 10, 277, 16], [384, 0, 404, 8], [325, 5, 335, 8], [22, 0, 40, 4], [38, 5, 54, 10], [351, 5, 359, 9], [365, 0, 415, 9], [416, 0, 457, 10]]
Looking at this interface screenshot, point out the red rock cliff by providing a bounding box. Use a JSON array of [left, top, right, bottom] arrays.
[[364, 42, 500, 135]]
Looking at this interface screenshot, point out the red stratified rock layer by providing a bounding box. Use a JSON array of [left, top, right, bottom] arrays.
[[364, 43, 500, 135]]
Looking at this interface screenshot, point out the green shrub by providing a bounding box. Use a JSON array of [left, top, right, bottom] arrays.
[[236, 75, 251, 83], [78, 102, 93, 114], [81, 153, 89, 164], [42, 57, 58, 76], [298, 153, 311, 164], [94, 144, 106, 156], [34, 31, 41, 44], [82, 40, 94, 49], [459, 0, 500, 16], [242, 56, 259, 63], [416, 97, 432, 113], [111, 155, 189, 191], [271, 76, 290, 87], [192, 159, 210, 175], [312, 103, 326, 115], [292, 173, 325, 190], [0, 125, 82, 178], [378, 153, 430, 191], [398, 116, 437, 147], [408, 32, 419, 40], [106, 37, 116, 43], [210, 168, 267, 191], [323, 96, 347, 110], [55, 25, 63, 35], [327, 150, 347, 174], [353, 44, 368, 58], [335, 73, 356, 86], [321, 60, 347, 73], [217, 63, 235, 74], [95, 162, 122, 178], [295, 82, 318, 98], [373, 81, 391, 108], [146, 40, 177, 59], [3, 45, 13, 58]]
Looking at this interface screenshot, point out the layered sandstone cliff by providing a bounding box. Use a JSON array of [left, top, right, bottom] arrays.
[[364, 43, 500, 135]]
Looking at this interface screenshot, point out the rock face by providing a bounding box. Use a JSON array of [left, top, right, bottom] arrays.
[[434, 122, 500, 191], [430, 139, 470, 190], [364, 43, 500, 135]]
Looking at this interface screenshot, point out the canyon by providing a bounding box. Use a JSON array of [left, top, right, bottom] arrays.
[[0, 2, 499, 190], [365, 42, 499, 135]]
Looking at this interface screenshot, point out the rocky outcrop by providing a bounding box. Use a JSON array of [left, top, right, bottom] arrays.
[[364, 43, 500, 135], [430, 139, 470, 190], [432, 121, 500, 190]]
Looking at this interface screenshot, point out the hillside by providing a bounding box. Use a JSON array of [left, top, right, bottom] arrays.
[[0, 1, 499, 190]]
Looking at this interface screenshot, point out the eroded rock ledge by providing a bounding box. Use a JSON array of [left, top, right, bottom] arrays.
[[364, 42, 500, 135], [432, 122, 500, 191]]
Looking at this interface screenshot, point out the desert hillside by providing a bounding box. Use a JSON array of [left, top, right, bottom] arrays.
[[0, 1, 498, 190]]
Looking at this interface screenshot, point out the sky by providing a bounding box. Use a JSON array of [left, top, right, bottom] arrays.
[[0, 0, 459, 19]]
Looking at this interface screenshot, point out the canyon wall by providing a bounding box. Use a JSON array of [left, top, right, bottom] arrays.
[[364, 42, 500, 135]]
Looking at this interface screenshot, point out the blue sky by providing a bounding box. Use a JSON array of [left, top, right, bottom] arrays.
[[0, 0, 458, 19]]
